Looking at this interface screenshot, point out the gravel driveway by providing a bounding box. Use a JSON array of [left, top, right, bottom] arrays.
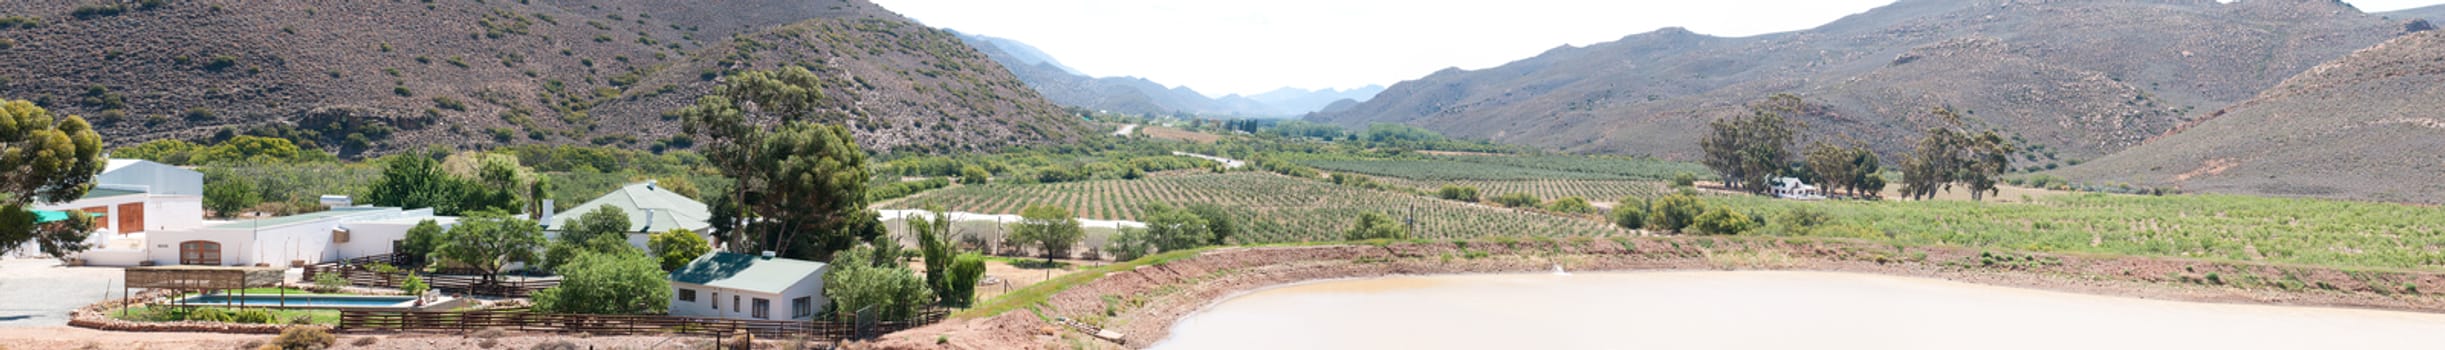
[[0, 258, 127, 327]]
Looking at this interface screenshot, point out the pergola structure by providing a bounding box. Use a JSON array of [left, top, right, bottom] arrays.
[[122, 266, 288, 312]]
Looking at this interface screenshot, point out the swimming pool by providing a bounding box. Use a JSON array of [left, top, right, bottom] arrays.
[[176, 294, 418, 309]]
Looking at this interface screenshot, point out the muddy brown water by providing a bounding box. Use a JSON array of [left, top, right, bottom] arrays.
[[1151, 271, 2445, 349]]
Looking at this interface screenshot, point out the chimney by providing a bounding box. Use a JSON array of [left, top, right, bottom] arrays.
[[539, 199, 556, 224], [760, 251, 776, 259]]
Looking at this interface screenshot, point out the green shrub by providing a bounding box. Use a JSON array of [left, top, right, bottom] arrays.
[[1689, 206, 1756, 235], [192, 307, 233, 323], [1644, 193, 1705, 233], [1546, 196, 1596, 214], [1491, 193, 1541, 208], [1436, 185, 1480, 202], [233, 309, 277, 324], [1344, 212, 1409, 241], [1609, 198, 1648, 230], [1672, 172, 1698, 188], [310, 272, 347, 293], [262, 326, 336, 350]]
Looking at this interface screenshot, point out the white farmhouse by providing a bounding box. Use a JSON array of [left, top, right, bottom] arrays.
[[545, 181, 715, 250], [668, 252, 829, 321], [24, 159, 208, 262], [1770, 177, 1827, 200], [142, 207, 447, 267]]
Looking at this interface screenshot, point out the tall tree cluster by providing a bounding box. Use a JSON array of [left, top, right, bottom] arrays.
[[0, 99, 104, 259], [1801, 142, 1885, 199], [1700, 94, 1801, 194], [1897, 108, 2018, 201], [677, 66, 879, 261]]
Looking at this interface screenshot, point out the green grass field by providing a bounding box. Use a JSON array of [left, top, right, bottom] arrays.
[[1709, 193, 2445, 270], [1291, 155, 1710, 181], [887, 172, 1625, 244]]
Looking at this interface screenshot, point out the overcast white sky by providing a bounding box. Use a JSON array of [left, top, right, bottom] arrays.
[[872, 0, 2445, 97]]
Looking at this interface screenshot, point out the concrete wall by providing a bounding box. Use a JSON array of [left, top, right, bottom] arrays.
[[334, 218, 459, 260], [144, 208, 438, 267]]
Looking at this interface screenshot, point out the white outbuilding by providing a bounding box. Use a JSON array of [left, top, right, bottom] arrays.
[[667, 252, 829, 321]]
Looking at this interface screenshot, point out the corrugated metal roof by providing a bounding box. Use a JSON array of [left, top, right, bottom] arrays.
[[669, 252, 827, 294], [546, 181, 712, 233]]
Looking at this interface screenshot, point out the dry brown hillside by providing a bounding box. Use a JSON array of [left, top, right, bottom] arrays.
[[2054, 30, 2445, 203], [0, 0, 1077, 157], [1310, 0, 2418, 167]]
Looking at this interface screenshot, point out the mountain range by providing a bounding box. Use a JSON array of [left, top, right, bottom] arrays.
[[1307, 0, 2433, 169], [955, 32, 1381, 118], [0, 0, 1079, 156], [2055, 28, 2445, 203]]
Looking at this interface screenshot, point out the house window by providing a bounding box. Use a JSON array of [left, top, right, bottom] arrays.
[[732, 295, 740, 312], [751, 298, 770, 319], [179, 241, 221, 266], [679, 289, 696, 302], [711, 292, 720, 309], [792, 297, 812, 319]]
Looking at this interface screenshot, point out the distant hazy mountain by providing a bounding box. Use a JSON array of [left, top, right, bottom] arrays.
[[2386, 4, 2445, 23], [1308, 0, 2415, 163], [2058, 30, 2445, 203], [953, 32, 1377, 118], [1248, 86, 1386, 116]]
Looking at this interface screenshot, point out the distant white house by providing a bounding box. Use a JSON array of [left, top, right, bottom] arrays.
[[1770, 177, 1826, 200], [668, 252, 829, 321], [545, 181, 715, 251]]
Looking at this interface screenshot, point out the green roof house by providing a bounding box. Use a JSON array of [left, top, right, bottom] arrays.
[[545, 181, 715, 249], [669, 252, 830, 321]]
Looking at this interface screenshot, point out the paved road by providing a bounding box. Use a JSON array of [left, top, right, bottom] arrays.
[[0, 258, 125, 327]]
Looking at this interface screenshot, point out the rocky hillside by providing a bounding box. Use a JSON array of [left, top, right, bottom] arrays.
[[956, 32, 1377, 118], [0, 0, 1077, 157], [2054, 30, 2445, 203], [2386, 4, 2445, 23], [1309, 0, 2419, 165]]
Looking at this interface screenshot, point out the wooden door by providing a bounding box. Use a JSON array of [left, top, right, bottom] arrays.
[[180, 241, 221, 265], [80, 206, 108, 231], [117, 203, 144, 233]]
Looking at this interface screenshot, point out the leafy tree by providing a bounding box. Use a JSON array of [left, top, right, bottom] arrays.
[[1546, 197, 1596, 214], [1609, 197, 1648, 230], [824, 242, 931, 321], [1700, 94, 1801, 194], [202, 171, 259, 219], [1104, 227, 1151, 262], [433, 213, 546, 287], [531, 249, 670, 314], [679, 67, 872, 261], [1437, 185, 1480, 202], [1671, 172, 1698, 188], [1009, 205, 1083, 263], [1644, 193, 1706, 233], [907, 206, 969, 304], [1343, 212, 1409, 241], [1689, 206, 1756, 235], [941, 253, 986, 307], [111, 139, 201, 165], [1804, 142, 1886, 199], [958, 165, 990, 185], [1141, 204, 1211, 251], [193, 135, 308, 164], [647, 229, 710, 272], [545, 206, 634, 270], [363, 155, 455, 212], [0, 99, 105, 259], [401, 273, 429, 299], [1491, 193, 1542, 208], [1899, 108, 2016, 201], [525, 174, 553, 219], [1184, 204, 1238, 245], [398, 219, 445, 266]]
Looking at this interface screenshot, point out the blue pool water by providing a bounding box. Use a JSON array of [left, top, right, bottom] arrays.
[[177, 295, 416, 308]]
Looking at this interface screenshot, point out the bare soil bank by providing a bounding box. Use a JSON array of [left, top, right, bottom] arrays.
[[860, 237, 2445, 349]]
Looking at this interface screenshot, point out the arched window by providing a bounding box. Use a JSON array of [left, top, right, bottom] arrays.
[[180, 241, 222, 266]]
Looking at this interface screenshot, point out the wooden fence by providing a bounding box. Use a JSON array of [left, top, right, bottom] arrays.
[[336, 308, 950, 340], [304, 254, 558, 298]]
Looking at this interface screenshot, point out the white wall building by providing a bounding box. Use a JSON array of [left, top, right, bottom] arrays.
[[24, 159, 208, 262], [142, 207, 444, 267], [668, 252, 829, 321], [546, 181, 716, 251]]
